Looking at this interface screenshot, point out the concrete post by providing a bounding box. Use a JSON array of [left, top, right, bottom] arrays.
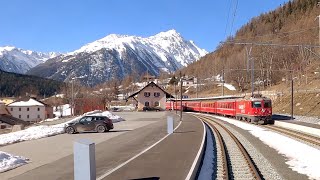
[[74, 139, 96, 180], [167, 116, 174, 134]]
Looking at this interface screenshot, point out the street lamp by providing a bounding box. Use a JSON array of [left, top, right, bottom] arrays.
[[71, 78, 75, 116], [179, 71, 184, 121]]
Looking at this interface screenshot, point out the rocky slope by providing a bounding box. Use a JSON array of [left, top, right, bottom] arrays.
[[27, 29, 207, 86]]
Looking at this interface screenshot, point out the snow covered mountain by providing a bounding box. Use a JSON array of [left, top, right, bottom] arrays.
[[0, 46, 60, 74], [27, 29, 207, 86]]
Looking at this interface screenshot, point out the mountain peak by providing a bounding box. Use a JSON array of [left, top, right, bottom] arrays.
[[0, 46, 16, 53], [99, 34, 130, 42], [0, 46, 61, 73], [153, 29, 181, 38]]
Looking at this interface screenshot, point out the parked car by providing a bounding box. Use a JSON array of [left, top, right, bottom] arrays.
[[142, 106, 162, 111], [111, 107, 121, 112], [65, 116, 113, 134]]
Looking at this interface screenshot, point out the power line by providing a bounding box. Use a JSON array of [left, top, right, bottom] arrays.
[[224, 0, 232, 38], [229, 0, 238, 37]]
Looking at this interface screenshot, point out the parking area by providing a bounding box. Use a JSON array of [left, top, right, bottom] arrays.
[[1, 111, 178, 180]]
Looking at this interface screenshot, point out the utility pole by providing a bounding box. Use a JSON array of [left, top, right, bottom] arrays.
[[221, 69, 225, 96], [251, 56, 254, 97], [71, 79, 74, 116], [245, 46, 254, 97], [291, 72, 294, 120], [196, 76, 198, 98], [318, 14, 320, 46], [180, 71, 183, 121], [174, 79, 177, 114]]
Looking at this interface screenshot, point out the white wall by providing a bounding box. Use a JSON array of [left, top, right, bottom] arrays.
[[137, 85, 166, 111], [8, 106, 45, 123]]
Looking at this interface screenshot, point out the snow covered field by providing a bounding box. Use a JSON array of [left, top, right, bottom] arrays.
[[110, 105, 136, 111], [0, 110, 123, 173], [0, 110, 123, 146], [0, 151, 29, 173], [200, 113, 320, 180]]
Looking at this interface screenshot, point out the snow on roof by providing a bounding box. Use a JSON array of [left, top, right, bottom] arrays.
[[8, 98, 45, 107]]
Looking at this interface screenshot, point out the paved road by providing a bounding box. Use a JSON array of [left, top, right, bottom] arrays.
[[103, 113, 204, 180], [0, 112, 179, 180]]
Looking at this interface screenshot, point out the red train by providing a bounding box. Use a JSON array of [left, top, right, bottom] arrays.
[[166, 95, 273, 124]]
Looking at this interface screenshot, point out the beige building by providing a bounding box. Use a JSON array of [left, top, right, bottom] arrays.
[[0, 97, 16, 105], [127, 82, 174, 111], [0, 100, 29, 129], [8, 98, 53, 123]]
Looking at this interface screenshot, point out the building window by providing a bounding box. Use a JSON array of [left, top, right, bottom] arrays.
[[38, 107, 40, 111], [27, 115, 29, 119], [37, 115, 40, 118], [154, 92, 160, 97], [19, 115, 21, 118], [19, 108, 21, 111], [27, 108, 29, 111], [145, 102, 150, 107], [144, 92, 150, 97], [154, 101, 160, 107]]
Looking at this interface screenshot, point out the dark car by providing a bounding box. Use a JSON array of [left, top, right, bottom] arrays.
[[65, 116, 113, 134], [142, 106, 162, 111]]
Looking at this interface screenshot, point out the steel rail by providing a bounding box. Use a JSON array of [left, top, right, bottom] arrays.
[[202, 119, 229, 180], [265, 125, 320, 146], [196, 114, 262, 180]]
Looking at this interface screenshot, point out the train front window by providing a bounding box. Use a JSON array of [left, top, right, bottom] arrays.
[[252, 101, 262, 108], [264, 101, 271, 108]]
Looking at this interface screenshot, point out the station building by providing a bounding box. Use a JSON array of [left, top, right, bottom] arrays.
[[126, 81, 174, 111]]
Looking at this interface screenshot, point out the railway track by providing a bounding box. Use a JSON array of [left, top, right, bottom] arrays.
[[195, 114, 262, 180], [264, 125, 320, 147]]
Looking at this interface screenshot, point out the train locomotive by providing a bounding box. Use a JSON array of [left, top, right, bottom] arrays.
[[166, 95, 273, 125]]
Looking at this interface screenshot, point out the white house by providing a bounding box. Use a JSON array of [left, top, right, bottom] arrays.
[[8, 98, 53, 123], [126, 82, 174, 111], [0, 100, 29, 129]]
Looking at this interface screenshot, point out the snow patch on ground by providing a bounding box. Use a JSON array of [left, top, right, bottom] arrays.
[[53, 104, 71, 118], [110, 105, 136, 111], [217, 83, 236, 91], [0, 151, 29, 173], [202, 114, 320, 180], [0, 110, 123, 146]]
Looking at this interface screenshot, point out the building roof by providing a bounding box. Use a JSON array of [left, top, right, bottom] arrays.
[[8, 98, 45, 107], [126, 81, 174, 100], [168, 95, 244, 101], [0, 114, 29, 126]]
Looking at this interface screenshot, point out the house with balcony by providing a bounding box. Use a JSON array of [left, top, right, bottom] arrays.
[[126, 81, 174, 111]]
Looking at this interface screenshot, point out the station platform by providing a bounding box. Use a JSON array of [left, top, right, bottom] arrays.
[[273, 115, 320, 137], [99, 113, 205, 180]]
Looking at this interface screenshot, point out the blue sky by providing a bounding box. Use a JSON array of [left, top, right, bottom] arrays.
[[0, 0, 289, 53]]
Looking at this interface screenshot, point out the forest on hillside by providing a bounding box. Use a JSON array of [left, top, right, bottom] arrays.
[[183, 0, 320, 92], [0, 69, 65, 97]]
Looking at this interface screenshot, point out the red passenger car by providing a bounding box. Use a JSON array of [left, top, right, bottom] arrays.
[[167, 95, 273, 124]]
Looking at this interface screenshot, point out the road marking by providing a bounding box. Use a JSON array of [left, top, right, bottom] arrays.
[[96, 120, 182, 180], [184, 116, 206, 180]]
